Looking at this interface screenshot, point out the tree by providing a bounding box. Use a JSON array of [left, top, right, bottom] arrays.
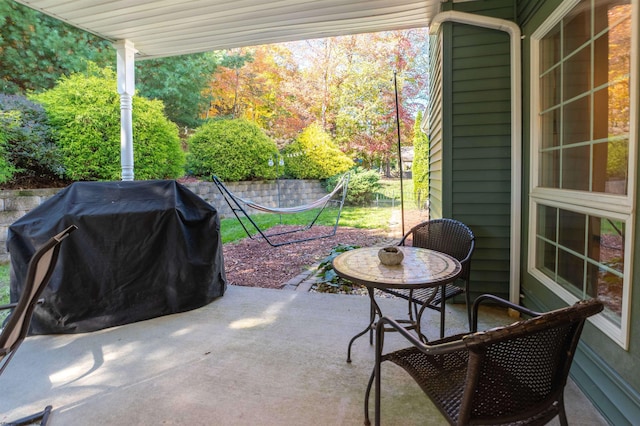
[[33, 66, 185, 181], [205, 46, 311, 143], [412, 111, 429, 208], [136, 52, 223, 128], [0, 1, 112, 94], [328, 32, 421, 174]]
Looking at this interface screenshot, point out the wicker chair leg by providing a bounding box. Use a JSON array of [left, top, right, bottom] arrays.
[[464, 284, 472, 331], [439, 285, 446, 338]]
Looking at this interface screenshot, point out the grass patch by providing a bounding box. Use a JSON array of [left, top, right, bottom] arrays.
[[220, 205, 393, 244], [0, 263, 10, 322]]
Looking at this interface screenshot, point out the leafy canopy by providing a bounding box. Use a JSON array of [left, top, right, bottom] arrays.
[[0, 1, 112, 94], [136, 52, 222, 127]]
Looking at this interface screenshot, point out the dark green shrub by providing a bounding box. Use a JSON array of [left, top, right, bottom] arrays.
[[327, 167, 380, 206], [187, 118, 277, 181], [283, 123, 353, 179], [0, 122, 16, 183], [313, 244, 361, 293], [0, 94, 64, 182], [32, 66, 185, 181]]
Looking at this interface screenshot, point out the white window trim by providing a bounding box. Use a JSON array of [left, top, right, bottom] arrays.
[[528, 0, 638, 349], [527, 197, 633, 348]]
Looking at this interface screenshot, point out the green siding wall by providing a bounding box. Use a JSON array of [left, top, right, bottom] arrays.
[[427, 32, 445, 220], [428, 0, 514, 300]]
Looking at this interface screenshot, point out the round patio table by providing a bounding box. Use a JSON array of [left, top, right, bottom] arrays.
[[332, 246, 462, 362]]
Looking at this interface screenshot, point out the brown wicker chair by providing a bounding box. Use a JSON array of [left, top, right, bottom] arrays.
[[381, 218, 475, 338], [0, 225, 77, 425], [364, 294, 604, 426]]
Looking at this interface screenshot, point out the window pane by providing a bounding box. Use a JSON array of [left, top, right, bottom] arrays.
[[562, 95, 590, 145], [563, 46, 590, 100], [594, 35, 609, 88], [541, 24, 561, 73], [541, 108, 560, 148], [557, 248, 585, 296], [587, 263, 623, 321], [588, 217, 624, 272], [541, 67, 561, 110], [607, 79, 630, 135], [537, 204, 557, 242], [561, 145, 590, 191], [563, 0, 591, 55], [586, 215, 625, 322], [558, 209, 585, 254], [536, 239, 557, 280], [540, 150, 560, 188], [594, 139, 629, 195]]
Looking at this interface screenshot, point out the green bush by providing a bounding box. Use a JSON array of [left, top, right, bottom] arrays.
[[187, 118, 278, 181], [0, 121, 16, 183], [283, 123, 353, 179], [32, 66, 185, 181], [412, 111, 429, 207], [327, 167, 380, 206], [0, 94, 64, 182]]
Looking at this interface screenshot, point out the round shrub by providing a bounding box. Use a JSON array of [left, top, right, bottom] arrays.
[[327, 167, 380, 206], [187, 118, 278, 181], [32, 66, 185, 181], [283, 123, 353, 179], [0, 94, 64, 181]]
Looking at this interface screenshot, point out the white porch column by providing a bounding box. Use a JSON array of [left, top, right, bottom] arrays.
[[115, 40, 136, 181]]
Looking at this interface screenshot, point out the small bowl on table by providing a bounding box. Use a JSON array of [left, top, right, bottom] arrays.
[[378, 246, 404, 266]]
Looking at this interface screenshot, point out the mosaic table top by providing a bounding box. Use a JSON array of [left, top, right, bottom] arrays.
[[332, 246, 462, 289]]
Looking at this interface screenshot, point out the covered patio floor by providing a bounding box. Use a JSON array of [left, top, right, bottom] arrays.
[[1, 285, 607, 425]]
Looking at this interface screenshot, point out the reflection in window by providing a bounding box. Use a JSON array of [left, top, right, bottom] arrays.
[[538, 0, 631, 195], [535, 205, 624, 323]]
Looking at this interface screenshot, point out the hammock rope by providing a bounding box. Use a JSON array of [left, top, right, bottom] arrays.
[[212, 173, 350, 247]]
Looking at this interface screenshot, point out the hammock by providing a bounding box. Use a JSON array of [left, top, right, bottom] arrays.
[[212, 173, 350, 247]]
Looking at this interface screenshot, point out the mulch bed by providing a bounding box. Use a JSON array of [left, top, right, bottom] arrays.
[[222, 225, 396, 289]]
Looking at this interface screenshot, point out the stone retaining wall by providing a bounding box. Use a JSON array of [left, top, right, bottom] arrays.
[[0, 179, 327, 263]]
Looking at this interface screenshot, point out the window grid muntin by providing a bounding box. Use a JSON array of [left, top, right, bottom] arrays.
[[529, 0, 636, 348], [537, 0, 631, 194], [533, 202, 626, 317]]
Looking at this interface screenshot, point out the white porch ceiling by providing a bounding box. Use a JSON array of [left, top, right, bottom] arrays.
[[13, 0, 441, 59]]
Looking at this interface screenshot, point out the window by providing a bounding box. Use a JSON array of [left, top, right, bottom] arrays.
[[530, 0, 636, 348]]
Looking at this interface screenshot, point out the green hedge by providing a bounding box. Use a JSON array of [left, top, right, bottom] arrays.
[[327, 167, 380, 206], [32, 66, 185, 181], [283, 123, 353, 179], [187, 118, 278, 181]]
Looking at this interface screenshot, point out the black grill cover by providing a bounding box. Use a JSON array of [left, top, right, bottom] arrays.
[[7, 180, 226, 334]]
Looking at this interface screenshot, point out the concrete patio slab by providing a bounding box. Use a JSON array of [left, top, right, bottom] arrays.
[[0, 285, 607, 425]]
